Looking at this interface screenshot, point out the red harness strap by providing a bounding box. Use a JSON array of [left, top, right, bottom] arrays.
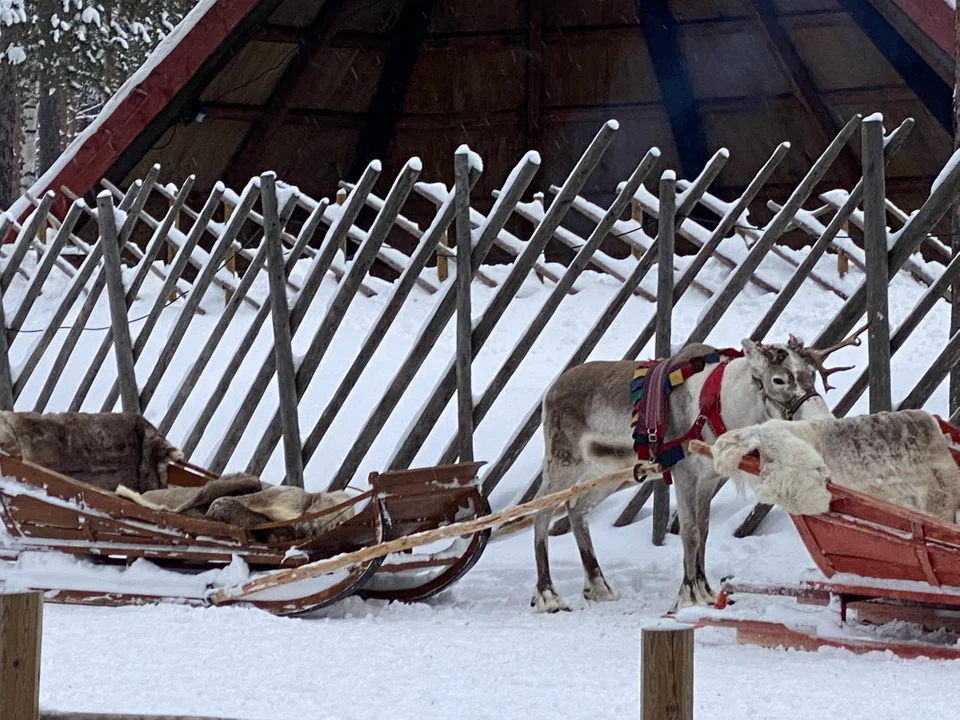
[[657, 360, 731, 484]]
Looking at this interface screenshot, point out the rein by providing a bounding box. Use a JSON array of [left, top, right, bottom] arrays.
[[763, 389, 821, 420]]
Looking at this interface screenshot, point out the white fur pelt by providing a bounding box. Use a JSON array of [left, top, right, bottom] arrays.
[[710, 409, 960, 522]]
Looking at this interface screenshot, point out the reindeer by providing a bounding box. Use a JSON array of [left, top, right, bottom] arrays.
[[531, 325, 868, 613]]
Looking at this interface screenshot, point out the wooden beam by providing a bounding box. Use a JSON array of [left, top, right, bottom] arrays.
[[748, 0, 861, 188], [860, 0, 953, 84], [525, 0, 544, 152], [346, 0, 438, 183], [636, 0, 711, 179], [839, 0, 952, 133], [223, 0, 348, 188]]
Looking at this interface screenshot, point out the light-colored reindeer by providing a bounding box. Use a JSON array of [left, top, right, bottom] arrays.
[[531, 326, 867, 613]]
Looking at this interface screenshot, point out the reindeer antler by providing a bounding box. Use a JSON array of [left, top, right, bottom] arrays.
[[797, 321, 870, 392]]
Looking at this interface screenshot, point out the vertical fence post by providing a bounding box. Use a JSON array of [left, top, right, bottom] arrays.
[[223, 198, 236, 304], [837, 220, 850, 278], [862, 115, 892, 413], [0, 591, 43, 720], [454, 147, 475, 462], [630, 202, 644, 259], [97, 191, 140, 414], [641, 625, 693, 720], [437, 229, 450, 283], [336, 187, 348, 263], [652, 171, 676, 547], [262, 173, 304, 488]]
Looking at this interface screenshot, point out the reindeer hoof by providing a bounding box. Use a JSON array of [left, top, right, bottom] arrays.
[[671, 579, 716, 611], [532, 587, 570, 614], [583, 577, 620, 603]]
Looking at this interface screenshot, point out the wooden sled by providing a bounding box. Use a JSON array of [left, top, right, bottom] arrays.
[[0, 447, 651, 616], [0, 452, 490, 616], [675, 428, 960, 660]]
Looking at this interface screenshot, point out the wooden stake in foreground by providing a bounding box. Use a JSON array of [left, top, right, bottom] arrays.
[[0, 592, 43, 720], [641, 625, 693, 720]]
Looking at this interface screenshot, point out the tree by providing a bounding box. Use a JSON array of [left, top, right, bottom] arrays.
[[0, 0, 27, 208]]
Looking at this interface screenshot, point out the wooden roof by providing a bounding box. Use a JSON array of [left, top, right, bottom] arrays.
[[20, 0, 958, 253]]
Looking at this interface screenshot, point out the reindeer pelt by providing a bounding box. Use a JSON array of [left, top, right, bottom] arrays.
[[117, 476, 355, 539], [711, 410, 960, 522], [0, 411, 182, 493]]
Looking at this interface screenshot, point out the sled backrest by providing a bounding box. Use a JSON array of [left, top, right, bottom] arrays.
[[369, 462, 486, 536]]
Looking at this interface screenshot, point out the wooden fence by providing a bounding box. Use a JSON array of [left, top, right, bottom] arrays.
[[3, 112, 960, 542]]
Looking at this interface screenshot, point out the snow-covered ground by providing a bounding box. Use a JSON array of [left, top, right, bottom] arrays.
[[7, 232, 960, 717]]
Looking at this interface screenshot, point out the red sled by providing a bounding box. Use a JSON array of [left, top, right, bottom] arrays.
[[677, 418, 960, 661]]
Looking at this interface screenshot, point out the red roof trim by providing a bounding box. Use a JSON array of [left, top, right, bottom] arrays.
[[887, 0, 955, 58], [23, 0, 260, 222]]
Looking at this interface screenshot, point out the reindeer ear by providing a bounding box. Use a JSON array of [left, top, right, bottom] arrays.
[[741, 338, 757, 355]]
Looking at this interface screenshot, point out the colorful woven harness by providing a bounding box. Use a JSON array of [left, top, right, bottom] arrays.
[[630, 348, 743, 484]]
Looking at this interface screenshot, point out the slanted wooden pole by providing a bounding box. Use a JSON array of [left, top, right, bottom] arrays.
[[951, 0, 960, 418], [652, 171, 676, 548], [262, 173, 304, 488], [454, 147, 474, 463], [862, 114, 892, 413], [97, 191, 140, 414], [0, 592, 43, 720], [641, 625, 693, 720]]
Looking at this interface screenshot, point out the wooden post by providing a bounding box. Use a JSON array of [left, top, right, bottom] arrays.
[[0, 592, 43, 720], [336, 187, 348, 263], [631, 202, 644, 259], [454, 148, 474, 462], [437, 229, 450, 282], [261, 173, 304, 488], [97, 191, 141, 414], [641, 625, 693, 720], [862, 114, 892, 413], [224, 198, 236, 304], [837, 220, 850, 278], [652, 171, 675, 548]]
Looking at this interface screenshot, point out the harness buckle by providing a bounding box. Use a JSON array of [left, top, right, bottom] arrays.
[[647, 429, 658, 453]]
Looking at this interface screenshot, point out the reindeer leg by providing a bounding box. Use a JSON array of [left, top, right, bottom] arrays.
[[692, 474, 724, 605], [669, 461, 712, 611], [531, 509, 570, 613], [567, 498, 619, 603]]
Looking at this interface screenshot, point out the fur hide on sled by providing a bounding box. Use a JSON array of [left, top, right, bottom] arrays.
[[709, 409, 960, 522], [0, 411, 182, 493], [116, 475, 355, 540]]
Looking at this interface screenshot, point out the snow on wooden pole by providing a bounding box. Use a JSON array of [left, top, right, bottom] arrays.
[[862, 114, 892, 413], [454, 147, 475, 462], [261, 172, 304, 489], [97, 191, 140, 414], [641, 625, 693, 720], [0, 591, 42, 720]]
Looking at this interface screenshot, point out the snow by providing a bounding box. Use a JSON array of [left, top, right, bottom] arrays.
[[1, 234, 959, 716], [931, 149, 960, 196], [863, 112, 884, 124]]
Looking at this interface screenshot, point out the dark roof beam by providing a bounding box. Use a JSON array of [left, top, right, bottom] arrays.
[[748, 0, 862, 187], [636, 0, 711, 179], [346, 0, 437, 182], [839, 0, 952, 133], [221, 0, 348, 188]]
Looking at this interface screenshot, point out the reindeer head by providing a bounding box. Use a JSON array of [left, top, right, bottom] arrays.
[[740, 322, 869, 421]]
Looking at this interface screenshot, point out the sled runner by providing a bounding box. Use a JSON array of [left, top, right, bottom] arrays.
[[677, 424, 960, 660]]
